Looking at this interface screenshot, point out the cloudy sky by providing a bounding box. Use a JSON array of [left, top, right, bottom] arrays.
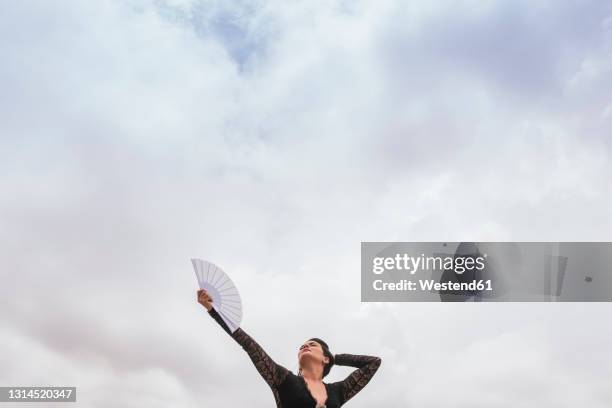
[[1, 1, 612, 407]]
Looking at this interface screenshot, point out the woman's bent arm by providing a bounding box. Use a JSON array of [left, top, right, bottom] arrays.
[[334, 353, 382, 404]]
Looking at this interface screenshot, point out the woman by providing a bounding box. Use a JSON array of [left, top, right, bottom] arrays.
[[197, 289, 381, 408]]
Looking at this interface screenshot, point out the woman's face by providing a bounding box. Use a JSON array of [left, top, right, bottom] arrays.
[[298, 339, 328, 365]]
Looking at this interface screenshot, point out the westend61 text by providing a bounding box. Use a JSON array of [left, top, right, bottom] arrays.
[[373, 279, 493, 292]]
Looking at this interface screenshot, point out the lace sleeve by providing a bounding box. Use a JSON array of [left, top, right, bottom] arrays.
[[208, 308, 289, 388], [334, 353, 381, 404]]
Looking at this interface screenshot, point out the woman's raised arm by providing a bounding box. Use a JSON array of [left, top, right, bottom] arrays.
[[199, 289, 289, 388]]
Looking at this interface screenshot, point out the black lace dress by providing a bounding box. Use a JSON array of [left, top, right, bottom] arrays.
[[208, 309, 381, 407]]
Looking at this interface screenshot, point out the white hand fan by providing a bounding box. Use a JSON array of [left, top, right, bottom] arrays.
[[192, 258, 242, 333]]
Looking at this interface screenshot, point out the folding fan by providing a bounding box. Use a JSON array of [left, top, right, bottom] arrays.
[[191, 258, 243, 333]]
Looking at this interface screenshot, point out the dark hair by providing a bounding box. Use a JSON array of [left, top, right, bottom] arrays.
[[308, 337, 334, 378]]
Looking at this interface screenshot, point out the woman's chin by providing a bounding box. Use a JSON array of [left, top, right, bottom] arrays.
[[298, 353, 312, 363]]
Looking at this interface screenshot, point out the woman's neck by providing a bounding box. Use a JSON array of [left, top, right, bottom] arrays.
[[300, 363, 324, 382]]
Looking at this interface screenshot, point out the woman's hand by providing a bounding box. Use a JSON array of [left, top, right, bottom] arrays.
[[197, 289, 213, 311]]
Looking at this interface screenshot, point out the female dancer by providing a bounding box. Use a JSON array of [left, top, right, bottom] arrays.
[[197, 289, 381, 408]]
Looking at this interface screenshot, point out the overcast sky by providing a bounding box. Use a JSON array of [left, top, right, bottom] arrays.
[[1, 1, 612, 407]]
